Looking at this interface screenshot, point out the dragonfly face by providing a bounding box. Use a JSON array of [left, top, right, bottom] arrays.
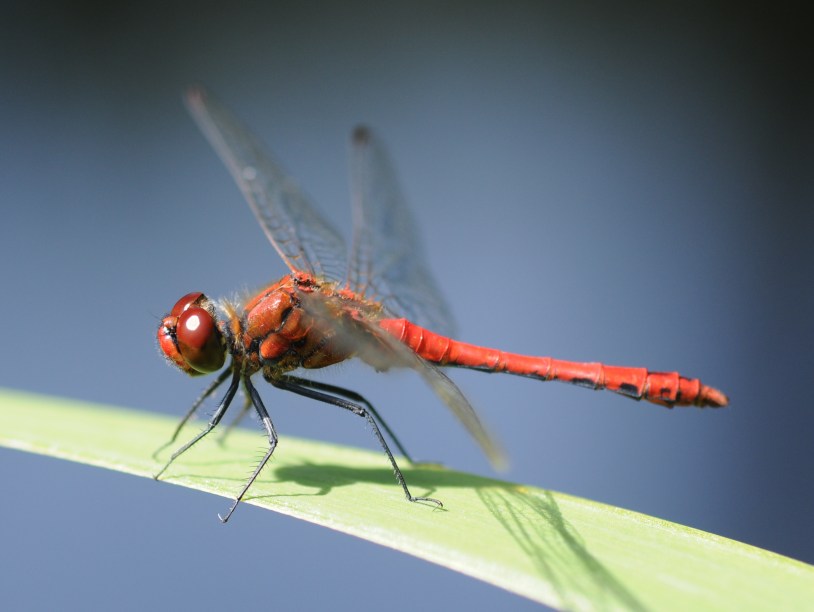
[[158, 291, 226, 376]]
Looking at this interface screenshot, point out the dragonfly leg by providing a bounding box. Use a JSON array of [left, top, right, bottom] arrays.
[[154, 369, 240, 480], [152, 367, 232, 459], [281, 375, 417, 463], [272, 375, 442, 508], [218, 376, 278, 523], [216, 386, 253, 446]]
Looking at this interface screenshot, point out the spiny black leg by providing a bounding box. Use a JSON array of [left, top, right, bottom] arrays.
[[218, 376, 278, 523], [154, 369, 240, 480], [282, 375, 416, 463], [152, 368, 232, 459], [271, 375, 442, 508], [217, 387, 253, 446]]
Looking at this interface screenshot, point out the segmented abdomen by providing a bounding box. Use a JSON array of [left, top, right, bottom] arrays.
[[378, 318, 728, 408]]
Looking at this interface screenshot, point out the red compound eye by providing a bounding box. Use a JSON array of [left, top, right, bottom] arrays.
[[175, 306, 225, 373], [170, 292, 206, 317]]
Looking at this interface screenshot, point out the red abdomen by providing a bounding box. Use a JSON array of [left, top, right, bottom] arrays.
[[378, 318, 728, 408]]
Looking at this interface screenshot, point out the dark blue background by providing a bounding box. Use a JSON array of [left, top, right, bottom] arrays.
[[1, 2, 811, 610]]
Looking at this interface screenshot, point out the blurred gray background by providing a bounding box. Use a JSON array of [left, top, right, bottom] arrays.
[[1, 1, 811, 610]]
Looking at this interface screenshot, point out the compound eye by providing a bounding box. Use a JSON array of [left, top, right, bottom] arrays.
[[176, 306, 225, 373], [170, 292, 206, 317]]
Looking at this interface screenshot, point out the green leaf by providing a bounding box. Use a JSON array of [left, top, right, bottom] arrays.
[[0, 387, 811, 610]]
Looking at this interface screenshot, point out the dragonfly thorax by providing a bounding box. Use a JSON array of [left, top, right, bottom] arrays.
[[243, 276, 353, 375]]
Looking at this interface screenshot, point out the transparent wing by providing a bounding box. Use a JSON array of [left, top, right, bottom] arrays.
[[412, 355, 507, 470], [298, 290, 505, 469], [348, 126, 457, 337], [186, 86, 347, 282]]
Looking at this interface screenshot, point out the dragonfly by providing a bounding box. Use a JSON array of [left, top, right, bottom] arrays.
[[156, 86, 728, 522]]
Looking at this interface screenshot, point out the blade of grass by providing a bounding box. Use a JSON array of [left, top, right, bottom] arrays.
[[0, 387, 811, 609]]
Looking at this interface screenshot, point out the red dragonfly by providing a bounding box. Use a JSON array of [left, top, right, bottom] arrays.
[[156, 86, 728, 522]]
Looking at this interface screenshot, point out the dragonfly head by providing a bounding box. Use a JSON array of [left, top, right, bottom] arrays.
[[158, 292, 226, 376]]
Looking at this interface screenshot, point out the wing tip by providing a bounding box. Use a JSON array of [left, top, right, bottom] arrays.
[[490, 450, 510, 473], [184, 84, 210, 112], [352, 125, 373, 145]]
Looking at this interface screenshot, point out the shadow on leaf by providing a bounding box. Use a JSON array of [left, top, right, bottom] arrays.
[[271, 460, 644, 610]]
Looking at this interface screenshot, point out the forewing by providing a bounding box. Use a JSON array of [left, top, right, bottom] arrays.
[[348, 126, 457, 337], [186, 86, 347, 282]]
